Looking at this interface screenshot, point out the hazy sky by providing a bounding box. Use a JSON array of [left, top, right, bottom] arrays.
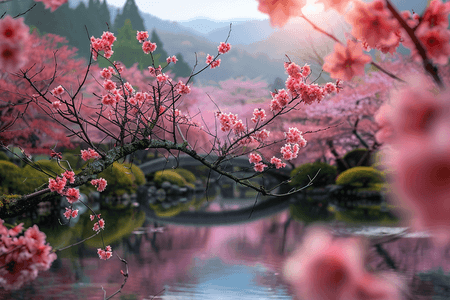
[[104, 0, 270, 21]]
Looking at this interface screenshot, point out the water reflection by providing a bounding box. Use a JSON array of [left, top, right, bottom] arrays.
[[3, 185, 450, 299]]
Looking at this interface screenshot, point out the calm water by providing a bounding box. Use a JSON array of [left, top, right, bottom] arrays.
[[2, 188, 450, 299]]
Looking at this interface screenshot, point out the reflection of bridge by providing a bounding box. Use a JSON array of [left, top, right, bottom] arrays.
[[142, 196, 292, 226]]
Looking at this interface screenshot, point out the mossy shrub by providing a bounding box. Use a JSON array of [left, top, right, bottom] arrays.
[[123, 163, 146, 187], [0, 151, 9, 161], [62, 153, 83, 170], [154, 169, 187, 187], [98, 162, 135, 196], [0, 161, 22, 194], [336, 166, 385, 188], [173, 168, 196, 184], [290, 162, 337, 188], [20, 160, 65, 194]]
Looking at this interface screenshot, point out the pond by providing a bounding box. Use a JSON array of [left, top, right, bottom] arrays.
[[2, 184, 450, 299]]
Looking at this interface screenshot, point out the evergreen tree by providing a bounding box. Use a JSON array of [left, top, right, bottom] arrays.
[[113, 0, 145, 33], [97, 19, 161, 71], [99, 0, 112, 31], [169, 53, 193, 79], [149, 30, 169, 67]]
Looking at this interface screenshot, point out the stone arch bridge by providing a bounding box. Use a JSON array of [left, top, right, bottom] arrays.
[[139, 154, 293, 194]]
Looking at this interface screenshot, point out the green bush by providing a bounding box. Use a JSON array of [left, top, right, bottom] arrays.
[[336, 166, 385, 188], [98, 162, 134, 196], [0, 161, 22, 194], [123, 163, 146, 187], [334, 205, 399, 225], [154, 169, 187, 187], [173, 168, 196, 184], [290, 162, 337, 188], [19, 160, 65, 194], [0, 151, 9, 161]]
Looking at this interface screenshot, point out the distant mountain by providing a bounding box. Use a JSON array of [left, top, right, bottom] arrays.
[[64, 0, 442, 86], [177, 17, 250, 35], [151, 28, 295, 86], [205, 20, 278, 45]]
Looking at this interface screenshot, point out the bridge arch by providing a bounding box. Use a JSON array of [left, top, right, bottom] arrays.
[[139, 154, 292, 179]]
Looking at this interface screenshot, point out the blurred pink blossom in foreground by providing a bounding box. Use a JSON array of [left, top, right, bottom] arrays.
[[375, 72, 450, 249], [283, 225, 404, 300]]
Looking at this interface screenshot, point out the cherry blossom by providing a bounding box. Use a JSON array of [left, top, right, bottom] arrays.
[[251, 108, 266, 123], [249, 152, 263, 164], [63, 208, 79, 219], [257, 0, 307, 27], [62, 171, 75, 184], [283, 225, 403, 300], [345, 0, 399, 49], [48, 176, 67, 194], [0, 15, 30, 45], [97, 245, 113, 260], [254, 162, 268, 172], [136, 30, 149, 43], [0, 220, 57, 290], [142, 41, 157, 54], [81, 148, 101, 161], [35, 0, 68, 12], [91, 178, 107, 192], [65, 188, 80, 204], [218, 42, 231, 54], [270, 156, 286, 169], [323, 39, 372, 81]]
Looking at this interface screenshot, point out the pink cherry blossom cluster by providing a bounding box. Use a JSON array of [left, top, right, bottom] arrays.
[[63, 207, 79, 219], [280, 143, 300, 161], [166, 55, 178, 64], [283, 226, 403, 300], [270, 157, 286, 169], [80, 148, 101, 161], [284, 127, 307, 146], [218, 42, 231, 54], [91, 178, 107, 192], [248, 152, 268, 172], [322, 0, 450, 81], [97, 245, 113, 260], [0, 15, 30, 72], [156, 73, 169, 83], [100, 66, 116, 80], [215, 111, 247, 135], [251, 108, 266, 123], [175, 80, 191, 95], [283, 62, 339, 106], [375, 73, 450, 248], [90, 31, 116, 61], [206, 54, 221, 69], [48, 170, 79, 204], [34, 0, 68, 12], [148, 65, 162, 77], [142, 41, 157, 54], [51, 85, 64, 97], [0, 219, 57, 290], [90, 214, 106, 232], [136, 30, 149, 43], [50, 85, 65, 109]]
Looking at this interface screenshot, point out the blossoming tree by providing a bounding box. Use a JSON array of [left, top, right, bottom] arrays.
[[1, 0, 450, 298]]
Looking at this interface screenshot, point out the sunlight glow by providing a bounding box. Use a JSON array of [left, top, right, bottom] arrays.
[[301, 0, 325, 15]]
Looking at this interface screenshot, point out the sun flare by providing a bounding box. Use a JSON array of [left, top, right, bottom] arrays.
[[301, 0, 325, 15]]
